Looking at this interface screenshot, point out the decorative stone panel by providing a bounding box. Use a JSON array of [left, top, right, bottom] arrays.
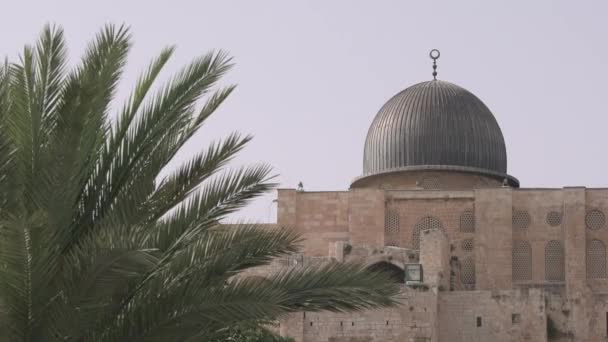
[[461, 239, 474, 252], [586, 209, 606, 230], [512, 241, 532, 282], [586, 239, 607, 279], [546, 211, 562, 227], [545, 240, 564, 281], [512, 209, 531, 231], [419, 176, 441, 190], [384, 209, 400, 247], [461, 257, 475, 288], [459, 210, 475, 233]]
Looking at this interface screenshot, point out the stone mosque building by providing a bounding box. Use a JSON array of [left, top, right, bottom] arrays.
[[255, 50, 608, 341]]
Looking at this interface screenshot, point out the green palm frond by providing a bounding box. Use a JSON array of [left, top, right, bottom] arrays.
[[150, 164, 275, 253], [110, 46, 174, 151], [72, 50, 233, 251], [53, 24, 131, 244], [34, 24, 67, 134], [0, 24, 399, 342], [270, 262, 398, 312], [105, 279, 288, 342], [0, 62, 16, 209], [147, 132, 250, 222], [158, 226, 301, 289]]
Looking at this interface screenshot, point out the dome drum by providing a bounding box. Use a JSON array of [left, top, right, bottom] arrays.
[[351, 166, 519, 189]]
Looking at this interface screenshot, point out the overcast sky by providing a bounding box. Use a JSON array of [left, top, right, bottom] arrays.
[[1, 1, 607, 222]]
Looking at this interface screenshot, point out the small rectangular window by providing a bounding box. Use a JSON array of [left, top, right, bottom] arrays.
[[512, 313, 521, 324], [476, 316, 482, 327]]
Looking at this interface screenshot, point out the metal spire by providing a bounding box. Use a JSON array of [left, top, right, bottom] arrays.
[[429, 49, 440, 80]]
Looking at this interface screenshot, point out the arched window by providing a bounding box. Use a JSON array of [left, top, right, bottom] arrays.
[[384, 209, 400, 247], [461, 257, 475, 287], [460, 210, 475, 233], [366, 262, 405, 283], [512, 241, 532, 282], [412, 216, 444, 250], [545, 240, 564, 281], [587, 239, 607, 279]]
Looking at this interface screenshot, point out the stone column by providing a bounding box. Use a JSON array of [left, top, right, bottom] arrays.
[[419, 228, 449, 291], [419, 228, 448, 342], [562, 187, 588, 340], [475, 188, 513, 290], [330, 241, 347, 262]]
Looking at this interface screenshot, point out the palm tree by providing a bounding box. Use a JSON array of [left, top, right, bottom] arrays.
[[0, 24, 398, 341]]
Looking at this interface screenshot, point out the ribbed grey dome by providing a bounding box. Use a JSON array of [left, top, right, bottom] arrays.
[[360, 80, 517, 185]]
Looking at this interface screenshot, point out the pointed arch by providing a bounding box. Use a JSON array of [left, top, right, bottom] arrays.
[[412, 216, 444, 250], [366, 261, 405, 284]]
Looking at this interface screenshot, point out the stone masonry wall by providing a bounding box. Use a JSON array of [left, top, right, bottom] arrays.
[[544, 291, 574, 341], [438, 289, 546, 342], [387, 191, 474, 250], [587, 293, 608, 341], [586, 190, 608, 293], [273, 186, 608, 342], [475, 188, 513, 290], [277, 189, 350, 256], [299, 289, 436, 342], [563, 188, 588, 339], [348, 188, 385, 247]]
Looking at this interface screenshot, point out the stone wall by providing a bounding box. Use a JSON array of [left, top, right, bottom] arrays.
[[544, 291, 573, 341], [386, 191, 474, 250], [297, 289, 436, 342], [588, 293, 608, 341], [586, 189, 608, 293], [277, 189, 350, 256], [280, 288, 547, 342], [348, 188, 385, 247], [272, 186, 608, 341], [438, 289, 546, 342], [512, 190, 565, 284]]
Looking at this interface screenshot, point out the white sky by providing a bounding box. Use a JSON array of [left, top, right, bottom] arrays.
[[1, 1, 607, 222]]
